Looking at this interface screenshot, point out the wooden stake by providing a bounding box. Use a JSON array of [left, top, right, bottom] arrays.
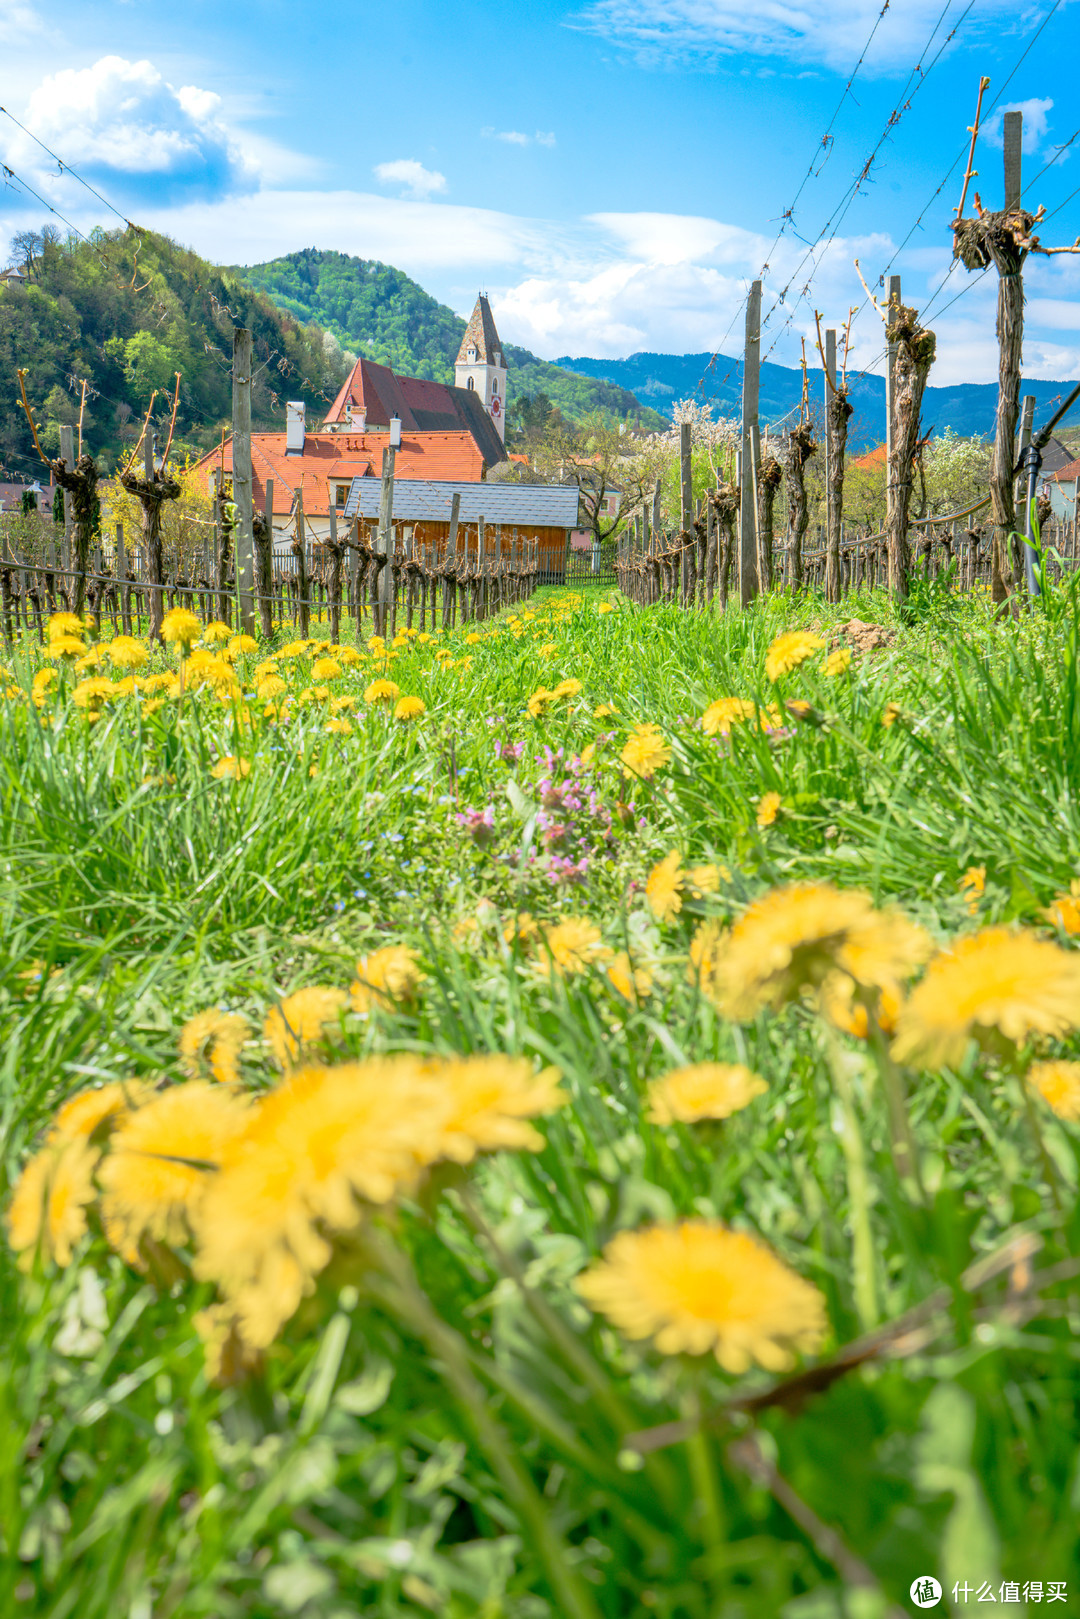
[[885, 274, 902, 530], [740, 279, 762, 605], [232, 327, 256, 635]]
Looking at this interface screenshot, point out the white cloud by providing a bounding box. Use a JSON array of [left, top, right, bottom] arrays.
[[9, 56, 257, 204], [569, 0, 1023, 75], [984, 97, 1056, 154], [0, 0, 40, 40], [372, 159, 447, 199], [481, 128, 558, 148]]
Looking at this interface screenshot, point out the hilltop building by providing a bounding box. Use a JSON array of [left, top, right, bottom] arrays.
[[454, 294, 508, 444]]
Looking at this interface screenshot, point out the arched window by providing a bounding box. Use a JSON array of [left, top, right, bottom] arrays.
[[467, 377, 474, 391]]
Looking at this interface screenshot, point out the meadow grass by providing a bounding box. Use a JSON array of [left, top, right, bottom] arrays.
[[1, 582, 1079, 1617]]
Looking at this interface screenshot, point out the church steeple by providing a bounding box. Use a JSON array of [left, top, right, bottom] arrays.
[[455, 293, 507, 443]]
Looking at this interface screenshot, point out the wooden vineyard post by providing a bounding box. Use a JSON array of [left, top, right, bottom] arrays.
[[739, 279, 762, 605], [256, 478, 275, 639], [444, 491, 460, 630], [119, 416, 179, 642], [756, 448, 782, 593], [231, 328, 256, 635], [116, 521, 132, 635], [679, 421, 693, 605], [884, 275, 901, 533], [818, 320, 854, 604], [59, 425, 74, 583], [376, 446, 396, 638], [294, 487, 310, 638], [885, 303, 935, 598], [327, 498, 343, 642], [350, 515, 362, 641]]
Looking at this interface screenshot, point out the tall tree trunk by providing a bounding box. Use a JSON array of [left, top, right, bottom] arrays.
[[253, 510, 274, 639], [989, 268, 1023, 606], [885, 303, 936, 600], [825, 392, 854, 604]]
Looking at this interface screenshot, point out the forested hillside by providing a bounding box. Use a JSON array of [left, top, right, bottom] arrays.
[[235, 249, 664, 431], [0, 226, 347, 476]]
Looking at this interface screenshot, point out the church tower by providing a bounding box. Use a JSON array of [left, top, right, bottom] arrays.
[[455, 294, 508, 443]]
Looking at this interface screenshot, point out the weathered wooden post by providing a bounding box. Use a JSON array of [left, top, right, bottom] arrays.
[[294, 487, 310, 638], [232, 328, 256, 636], [327, 497, 344, 642], [739, 279, 762, 605], [885, 302, 936, 598], [116, 521, 132, 636], [443, 491, 460, 629], [376, 445, 396, 638], [884, 274, 901, 533], [819, 321, 854, 604]]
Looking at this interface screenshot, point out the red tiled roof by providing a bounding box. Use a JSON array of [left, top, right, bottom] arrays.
[[1050, 456, 1080, 482], [323, 356, 506, 465], [189, 430, 486, 518], [852, 443, 888, 470]]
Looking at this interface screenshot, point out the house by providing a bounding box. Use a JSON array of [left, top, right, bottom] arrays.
[[189, 407, 492, 544], [0, 479, 44, 511], [0, 265, 28, 289], [341, 478, 580, 578], [1048, 456, 1079, 523]]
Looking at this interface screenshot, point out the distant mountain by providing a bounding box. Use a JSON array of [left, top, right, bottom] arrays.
[[234, 250, 667, 431], [556, 350, 1080, 451]]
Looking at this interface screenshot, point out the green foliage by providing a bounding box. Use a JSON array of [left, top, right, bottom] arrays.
[[2, 586, 1080, 1614], [0, 227, 349, 474], [235, 248, 667, 430]]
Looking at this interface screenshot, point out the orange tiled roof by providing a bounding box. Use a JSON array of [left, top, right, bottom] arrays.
[[852, 443, 888, 470], [189, 430, 486, 517], [1050, 456, 1080, 482]]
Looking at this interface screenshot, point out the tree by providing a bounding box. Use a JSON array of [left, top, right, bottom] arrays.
[[532, 414, 644, 546]]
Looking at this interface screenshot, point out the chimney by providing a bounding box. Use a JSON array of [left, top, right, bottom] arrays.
[[285, 400, 306, 456]]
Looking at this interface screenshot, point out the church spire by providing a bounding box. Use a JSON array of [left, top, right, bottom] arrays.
[[455, 294, 508, 443]]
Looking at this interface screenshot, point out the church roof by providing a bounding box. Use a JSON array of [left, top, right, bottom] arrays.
[[455, 294, 504, 366], [322, 355, 506, 467]]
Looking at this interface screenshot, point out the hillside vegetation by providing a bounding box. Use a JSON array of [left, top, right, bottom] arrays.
[[0, 226, 348, 474], [235, 248, 665, 431]]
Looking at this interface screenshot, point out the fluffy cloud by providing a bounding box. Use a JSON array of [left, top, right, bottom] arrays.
[[372, 159, 447, 199], [481, 129, 557, 148], [984, 97, 1057, 154], [11, 56, 256, 204], [569, 0, 1021, 74], [0, 0, 41, 41]]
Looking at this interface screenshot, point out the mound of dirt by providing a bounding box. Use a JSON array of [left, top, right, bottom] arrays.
[[836, 619, 896, 654]]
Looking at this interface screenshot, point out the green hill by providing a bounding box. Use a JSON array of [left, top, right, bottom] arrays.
[[0, 226, 347, 476], [233, 249, 665, 432]]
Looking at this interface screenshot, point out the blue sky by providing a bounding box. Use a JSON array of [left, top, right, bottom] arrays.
[[1, 0, 1078, 385]]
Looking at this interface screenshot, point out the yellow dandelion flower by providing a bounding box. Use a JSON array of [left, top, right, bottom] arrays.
[[329, 695, 355, 713], [142, 698, 167, 715], [48, 611, 83, 640], [689, 918, 725, 985], [756, 791, 782, 829], [462, 632, 481, 646], [620, 723, 672, 780], [394, 695, 426, 722], [550, 678, 582, 699], [710, 883, 932, 1020], [892, 927, 1080, 1068], [539, 640, 557, 656], [32, 668, 57, 706], [598, 602, 615, 615], [425, 1054, 565, 1161], [646, 1063, 767, 1125], [325, 717, 353, 735], [575, 1221, 827, 1374], [541, 917, 611, 975], [350, 945, 424, 1013], [646, 850, 684, 923], [959, 866, 986, 914], [211, 755, 251, 780], [527, 687, 555, 718], [74, 647, 103, 672], [606, 951, 653, 1004], [265, 986, 348, 1067], [47, 634, 87, 660], [365, 678, 400, 705], [417, 633, 433, 645], [161, 607, 202, 648], [594, 703, 617, 719], [701, 697, 757, 736], [52, 1081, 151, 1143], [366, 635, 386, 652], [687, 863, 726, 894], [202, 622, 232, 644], [312, 657, 342, 680], [7, 1136, 100, 1270], [99, 1083, 251, 1259], [179, 1009, 249, 1084], [824, 647, 852, 676], [105, 637, 148, 670], [1029, 1061, 1080, 1123], [228, 634, 259, 656], [71, 677, 116, 710], [764, 631, 825, 682], [258, 675, 287, 701], [503, 911, 538, 946], [336, 647, 362, 666], [1043, 880, 1080, 935], [820, 973, 902, 1038], [882, 702, 902, 728]]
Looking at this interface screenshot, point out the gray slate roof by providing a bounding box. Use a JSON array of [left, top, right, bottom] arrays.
[[343, 478, 580, 527]]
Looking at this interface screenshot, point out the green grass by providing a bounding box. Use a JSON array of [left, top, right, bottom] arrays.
[[2, 583, 1080, 1617]]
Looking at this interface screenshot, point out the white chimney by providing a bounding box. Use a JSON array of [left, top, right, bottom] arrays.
[[286, 400, 306, 455]]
